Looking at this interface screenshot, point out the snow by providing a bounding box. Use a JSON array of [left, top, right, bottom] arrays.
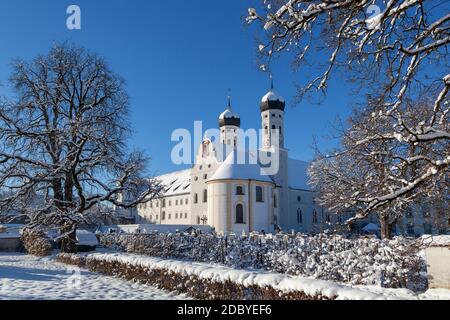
[[261, 90, 285, 103], [0, 224, 22, 239], [77, 252, 450, 300], [153, 168, 191, 196], [76, 230, 98, 246], [0, 232, 21, 239], [288, 158, 310, 190], [0, 253, 189, 300], [209, 150, 274, 183], [219, 107, 239, 120], [420, 235, 450, 247], [100, 224, 213, 234], [363, 223, 381, 231]]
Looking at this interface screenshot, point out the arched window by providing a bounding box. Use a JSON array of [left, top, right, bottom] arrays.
[[273, 195, 277, 208], [297, 209, 302, 224], [236, 204, 244, 224], [203, 189, 208, 203], [194, 193, 198, 204], [162, 212, 166, 220], [313, 209, 318, 224]]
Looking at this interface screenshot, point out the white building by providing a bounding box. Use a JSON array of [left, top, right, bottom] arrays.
[[131, 84, 340, 235]]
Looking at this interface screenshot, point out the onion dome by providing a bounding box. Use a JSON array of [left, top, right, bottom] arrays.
[[218, 96, 241, 127], [260, 77, 285, 112]]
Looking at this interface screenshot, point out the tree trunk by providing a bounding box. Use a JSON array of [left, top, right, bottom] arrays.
[[380, 216, 393, 240], [60, 224, 77, 253]]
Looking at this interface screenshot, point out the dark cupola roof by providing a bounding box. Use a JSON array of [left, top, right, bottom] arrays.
[[260, 77, 285, 112], [218, 96, 240, 127]]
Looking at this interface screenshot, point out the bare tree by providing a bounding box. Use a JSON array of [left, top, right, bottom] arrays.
[[309, 97, 448, 238], [247, 0, 449, 222], [0, 43, 162, 252]]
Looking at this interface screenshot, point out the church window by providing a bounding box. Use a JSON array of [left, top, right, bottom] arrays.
[[194, 176, 198, 181], [197, 216, 201, 224], [162, 199, 166, 208], [203, 174, 208, 179], [297, 209, 302, 224], [169, 200, 171, 206], [162, 212, 166, 220], [297, 196, 301, 202], [156, 215, 158, 220], [279, 114, 282, 118], [274, 195, 277, 208], [199, 165, 203, 170], [203, 189, 208, 203], [236, 204, 244, 224], [168, 214, 171, 220], [208, 164, 211, 168], [175, 200, 178, 206], [194, 193, 198, 204], [185, 198, 189, 205], [272, 114, 275, 117], [236, 186, 244, 195], [256, 186, 264, 202], [185, 212, 188, 219], [175, 213, 178, 219], [312, 210, 318, 224]]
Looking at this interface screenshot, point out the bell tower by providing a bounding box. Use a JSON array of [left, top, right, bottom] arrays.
[[260, 77, 285, 149], [218, 96, 240, 148], [259, 76, 289, 230]]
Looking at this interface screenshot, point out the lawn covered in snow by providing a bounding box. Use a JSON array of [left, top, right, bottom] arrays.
[[0, 253, 189, 300]]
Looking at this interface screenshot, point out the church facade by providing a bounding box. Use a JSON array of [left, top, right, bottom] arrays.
[[130, 85, 338, 234]]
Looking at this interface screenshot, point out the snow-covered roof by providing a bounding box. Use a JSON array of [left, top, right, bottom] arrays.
[[76, 230, 98, 246], [155, 169, 191, 197], [261, 90, 285, 103], [363, 223, 381, 231], [209, 150, 274, 183], [288, 158, 310, 190], [219, 107, 239, 120], [420, 235, 450, 247]]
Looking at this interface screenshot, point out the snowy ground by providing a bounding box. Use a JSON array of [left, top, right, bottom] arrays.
[[0, 253, 189, 300]]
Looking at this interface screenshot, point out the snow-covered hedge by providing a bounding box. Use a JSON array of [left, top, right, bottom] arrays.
[[99, 232, 427, 291], [21, 229, 52, 257]]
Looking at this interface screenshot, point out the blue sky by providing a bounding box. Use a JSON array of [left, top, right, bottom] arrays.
[[0, 0, 353, 176]]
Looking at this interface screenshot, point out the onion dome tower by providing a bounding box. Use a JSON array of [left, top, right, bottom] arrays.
[[219, 96, 240, 147]]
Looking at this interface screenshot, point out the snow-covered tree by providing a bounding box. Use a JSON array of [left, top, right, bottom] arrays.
[[247, 1, 449, 225], [0, 43, 162, 252]]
